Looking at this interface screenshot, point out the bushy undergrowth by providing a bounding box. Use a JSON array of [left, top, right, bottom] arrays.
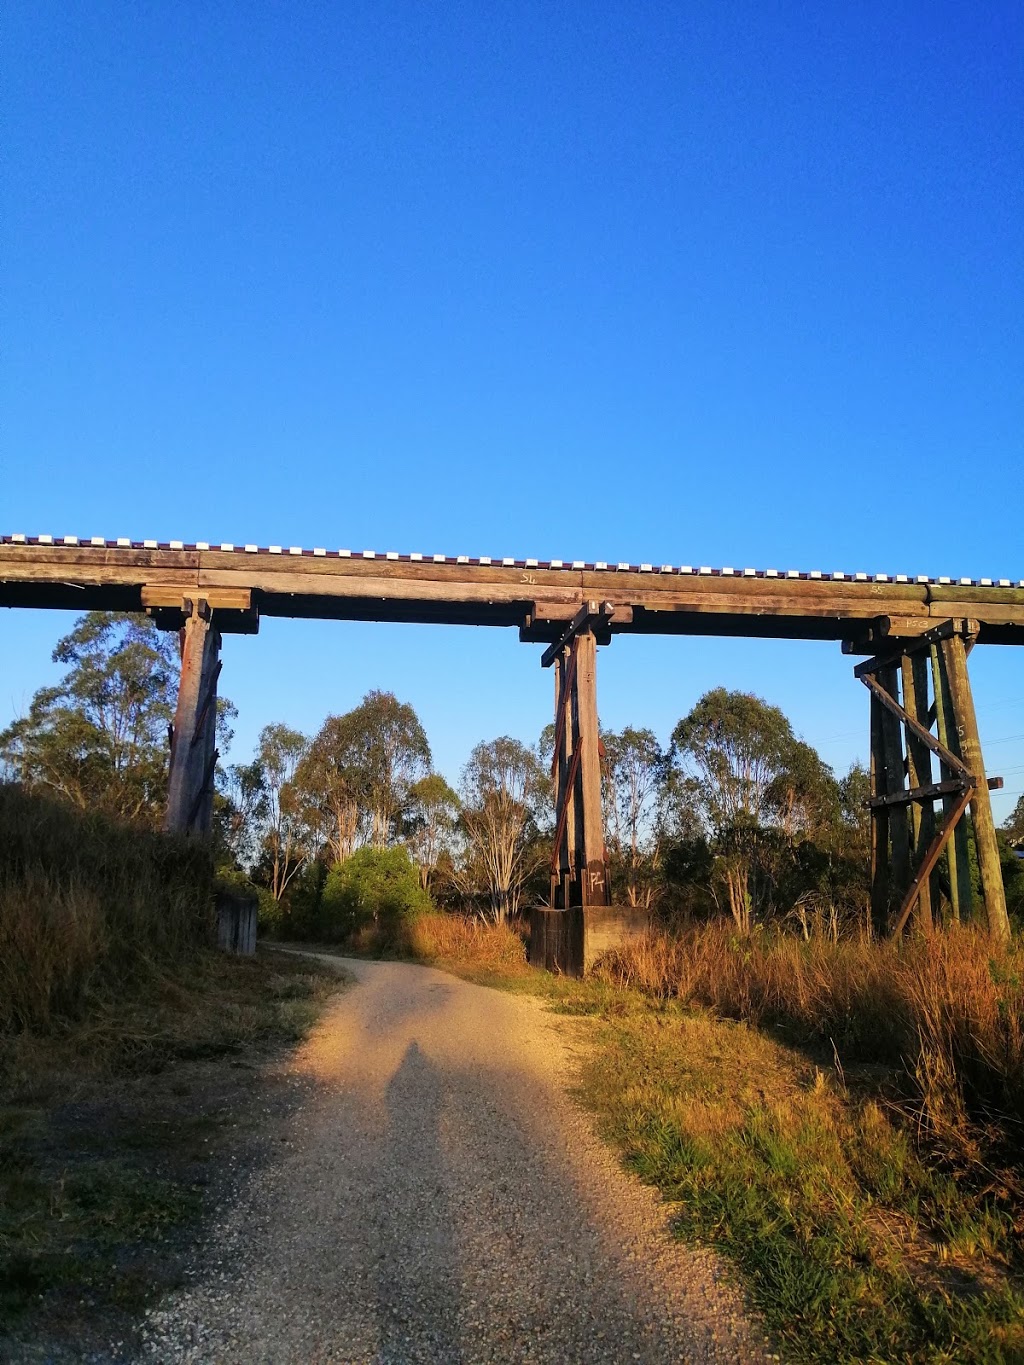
[[597, 924, 1024, 1153], [0, 784, 213, 1033], [402, 911, 528, 971]]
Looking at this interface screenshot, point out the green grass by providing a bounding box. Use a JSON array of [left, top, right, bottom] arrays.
[[571, 997, 1024, 1364]]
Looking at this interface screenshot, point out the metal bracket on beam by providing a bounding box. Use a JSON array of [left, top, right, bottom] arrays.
[[142, 586, 259, 635], [540, 601, 615, 668]]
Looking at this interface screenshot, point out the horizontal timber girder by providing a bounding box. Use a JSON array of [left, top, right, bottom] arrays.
[[2, 537, 1024, 643]]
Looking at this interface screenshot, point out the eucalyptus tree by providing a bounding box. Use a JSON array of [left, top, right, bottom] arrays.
[[405, 773, 461, 889], [601, 726, 667, 908], [458, 737, 548, 922], [0, 611, 179, 824], [254, 723, 310, 902], [670, 688, 840, 931]]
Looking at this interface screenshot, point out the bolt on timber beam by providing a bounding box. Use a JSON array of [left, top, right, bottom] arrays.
[[165, 598, 221, 836]]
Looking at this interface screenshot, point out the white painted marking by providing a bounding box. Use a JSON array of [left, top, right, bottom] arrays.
[[220, 543, 234, 552], [244, 544, 258, 553], [117, 537, 131, 547], [640, 563, 653, 572], [595, 561, 608, 570], [195, 541, 209, 550], [386, 551, 399, 560], [313, 548, 326, 556], [269, 546, 282, 554], [765, 569, 778, 577], [13, 533, 26, 542], [410, 553, 423, 561], [63, 536, 79, 545], [38, 534, 53, 544]]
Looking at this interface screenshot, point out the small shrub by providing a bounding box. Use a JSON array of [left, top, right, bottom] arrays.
[[317, 847, 431, 947]]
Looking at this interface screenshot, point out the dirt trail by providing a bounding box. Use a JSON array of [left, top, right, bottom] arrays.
[[142, 955, 767, 1364]]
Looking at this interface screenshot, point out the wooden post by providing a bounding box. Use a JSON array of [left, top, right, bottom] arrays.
[[573, 629, 609, 907], [549, 628, 609, 909], [931, 642, 972, 922], [900, 653, 934, 930], [165, 600, 221, 836], [941, 634, 1010, 942], [869, 692, 889, 937], [877, 663, 911, 921]]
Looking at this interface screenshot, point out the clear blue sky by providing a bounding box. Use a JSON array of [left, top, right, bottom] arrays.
[[3, 2, 1022, 815]]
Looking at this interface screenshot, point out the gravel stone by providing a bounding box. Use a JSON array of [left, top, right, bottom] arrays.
[[141, 956, 769, 1364]]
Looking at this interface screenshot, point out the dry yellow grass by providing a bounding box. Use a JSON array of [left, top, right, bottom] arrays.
[[596, 923, 1024, 1151]]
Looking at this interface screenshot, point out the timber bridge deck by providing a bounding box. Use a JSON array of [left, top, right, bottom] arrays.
[[2, 533, 1022, 964], [2, 534, 1024, 645]]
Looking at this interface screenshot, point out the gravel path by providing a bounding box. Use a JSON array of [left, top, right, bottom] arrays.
[[142, 955, 768, 1364]]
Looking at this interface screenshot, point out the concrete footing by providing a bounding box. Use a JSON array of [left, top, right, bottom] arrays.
[[529, 904, 650, 976]]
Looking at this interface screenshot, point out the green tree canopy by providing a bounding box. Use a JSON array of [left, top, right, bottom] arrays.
[[0, 611, 179, 824], [457, 736, 548, 922]]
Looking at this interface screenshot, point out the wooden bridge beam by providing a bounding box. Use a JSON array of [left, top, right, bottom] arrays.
[[165, 599, 221, 836]]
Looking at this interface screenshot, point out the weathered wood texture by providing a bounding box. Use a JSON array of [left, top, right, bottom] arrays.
[[3, 540, 1023, 642], [864, 624, 1010, 941], [901, 653, 935, 929], [165, 604, 221, 836], [940, 635, 1010, 940], [549, 627, 610, 909]]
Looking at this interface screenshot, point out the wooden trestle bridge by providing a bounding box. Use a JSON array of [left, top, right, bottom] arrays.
[[2, 534, 1022, 963]]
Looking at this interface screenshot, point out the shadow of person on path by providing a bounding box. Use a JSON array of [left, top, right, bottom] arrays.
[[376, 1040, 463, 1364]]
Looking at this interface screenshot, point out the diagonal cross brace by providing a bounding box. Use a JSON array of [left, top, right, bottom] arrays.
[[859, 672, 973, 783], [890, 784, 974, 938]]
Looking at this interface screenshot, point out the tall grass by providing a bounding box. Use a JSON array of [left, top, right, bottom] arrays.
[[401, 910, 528, 971], [0, 784, 213, 1033], [597, 923, 1024, 1150]]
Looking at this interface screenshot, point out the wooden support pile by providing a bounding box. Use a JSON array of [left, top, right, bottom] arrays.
[[164, 598, 222, 837], [542, 601, 613, 910], [857, 621, 1009, 940]]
